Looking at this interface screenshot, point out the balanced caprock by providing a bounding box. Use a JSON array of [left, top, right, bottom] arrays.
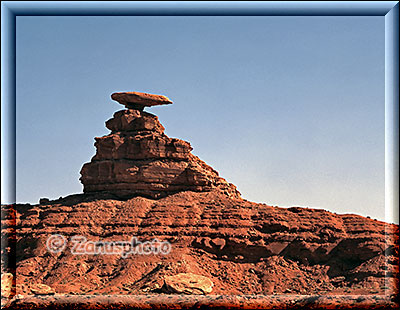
[[80, 91, 240, 199]]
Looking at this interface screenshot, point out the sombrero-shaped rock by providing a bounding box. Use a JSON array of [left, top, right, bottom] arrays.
[[111, 91, 173, 110]]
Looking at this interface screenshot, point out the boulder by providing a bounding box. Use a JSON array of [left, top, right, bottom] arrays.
[[162, 273, 213, 295], [30, 284, 55, 295]]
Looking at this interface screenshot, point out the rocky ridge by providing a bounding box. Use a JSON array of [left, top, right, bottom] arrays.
[[1, 191, 398, 302]]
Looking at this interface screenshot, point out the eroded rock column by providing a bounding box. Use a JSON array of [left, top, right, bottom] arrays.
[[80, 91, 241, 199]]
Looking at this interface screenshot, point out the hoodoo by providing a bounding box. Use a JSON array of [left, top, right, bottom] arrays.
[[80, 91, 240, 199]]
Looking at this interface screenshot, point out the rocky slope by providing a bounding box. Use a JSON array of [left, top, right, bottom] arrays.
[[1, 190, 398, 293], [1, 190, 399, 308], [1, 91, 398, 309]]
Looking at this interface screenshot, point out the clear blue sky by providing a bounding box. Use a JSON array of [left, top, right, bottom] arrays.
[[15, 16, 386, 221]]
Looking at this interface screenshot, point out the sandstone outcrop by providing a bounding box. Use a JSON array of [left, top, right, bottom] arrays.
[[80, 92, 240, 199]]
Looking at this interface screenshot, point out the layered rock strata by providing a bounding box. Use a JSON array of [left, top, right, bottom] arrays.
[[1, 190, 398, 299], [80, 92, 240, 199]]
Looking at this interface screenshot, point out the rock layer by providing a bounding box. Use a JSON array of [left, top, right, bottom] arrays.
[[80, 106, 240, 199]]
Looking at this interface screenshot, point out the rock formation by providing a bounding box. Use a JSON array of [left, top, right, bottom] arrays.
[[110, 91, 173, 110], [162, 273, 214, 294], [1, 91, 399, 309], [80, 91, 240, 199]]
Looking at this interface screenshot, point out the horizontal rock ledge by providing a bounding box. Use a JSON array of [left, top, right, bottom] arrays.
[[111, 91, 173, 110]]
